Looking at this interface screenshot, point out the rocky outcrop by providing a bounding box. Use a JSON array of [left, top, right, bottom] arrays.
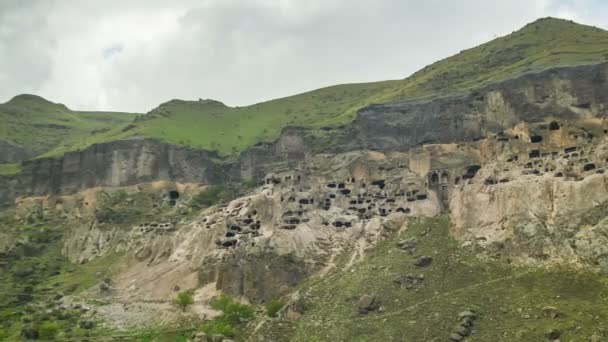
[[352, 63, 608, 151], [0, 138, 231, 207]]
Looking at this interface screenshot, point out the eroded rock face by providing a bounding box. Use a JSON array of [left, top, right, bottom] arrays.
[[25, 151, 441, 304], [352, 63, 608, 151]]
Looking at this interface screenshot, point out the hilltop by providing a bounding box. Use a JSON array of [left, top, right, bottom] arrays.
[[0, 94, 137, 167]]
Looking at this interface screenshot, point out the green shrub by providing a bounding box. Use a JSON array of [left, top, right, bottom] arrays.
[[265, 299, 285, 317], [202, 295, 255, 338], [38, 321, 61, 340], [174, 291, 194, 312], [210, 295, 254, 324]]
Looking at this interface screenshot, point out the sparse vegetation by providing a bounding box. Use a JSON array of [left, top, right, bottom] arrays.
[[175, 291, 195, 312], [250, 217, 608, 341]]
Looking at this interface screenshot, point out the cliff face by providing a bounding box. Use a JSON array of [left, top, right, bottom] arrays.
[[352, 63, 608, 150], [1, 138, 231, 205]]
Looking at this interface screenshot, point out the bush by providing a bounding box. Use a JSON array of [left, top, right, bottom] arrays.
[[210, 295, 254, 324], [265, 299, 285, 317], [175, 291, 194, 312], [38, 321, 61, 340], [202, 295, 255, 338]]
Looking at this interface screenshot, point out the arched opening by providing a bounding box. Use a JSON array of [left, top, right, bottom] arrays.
[[169, 190, 179, 200], [549, 121, 560, 130], [431, 173, 439, 185], [441, 172, 449, 184]]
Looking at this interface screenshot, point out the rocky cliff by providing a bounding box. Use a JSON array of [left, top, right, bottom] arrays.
[[352, 62, 608, 150]]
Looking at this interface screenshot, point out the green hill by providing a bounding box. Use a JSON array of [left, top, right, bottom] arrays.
[[65, 17, 607, 156], [5, 17, 608, 160], [0, 94, 137, 165]]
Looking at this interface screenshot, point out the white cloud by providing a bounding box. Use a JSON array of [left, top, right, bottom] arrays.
[[0, 0, 605, 112]]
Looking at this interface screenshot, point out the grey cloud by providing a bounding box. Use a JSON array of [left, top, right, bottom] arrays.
[[0, 0, 605, 112], [0, 0, 56, 101]]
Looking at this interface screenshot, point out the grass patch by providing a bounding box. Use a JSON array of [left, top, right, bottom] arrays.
[[0, 163, 20, 175]]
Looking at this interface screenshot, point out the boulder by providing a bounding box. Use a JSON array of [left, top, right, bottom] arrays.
[[545, 329, 561, 340], [357, 294, 379, 314], [79, 320, 95, 329], [192, 332, 207, 342], [458, 310, 477, 320], [99, 282, 110, 291], [397, 238, 418, 254], [413, 256, 433, 267], [449, 332, 464, 341], [453, 324, 471, 337], [21, 327, 39, 340], [542, 306, 560, 319]]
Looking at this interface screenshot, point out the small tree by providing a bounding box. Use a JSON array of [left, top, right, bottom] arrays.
[[175, 291, 194, 312]]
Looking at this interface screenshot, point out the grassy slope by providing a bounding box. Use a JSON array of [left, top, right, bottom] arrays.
[[51, 17, 608, 156], [252, 217, 608, 341], [0, 94, 137, 160]]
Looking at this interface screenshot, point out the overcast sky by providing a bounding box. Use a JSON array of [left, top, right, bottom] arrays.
[[0, 0, 607, 113]]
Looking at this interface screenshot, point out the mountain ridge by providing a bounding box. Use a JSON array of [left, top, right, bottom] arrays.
[[2, 17, 608, 162]]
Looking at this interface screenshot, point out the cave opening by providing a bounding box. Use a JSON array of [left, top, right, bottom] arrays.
[[222, 240, 237, 248], [529, 150, 540, 158], [549, 121, 560, 130], [169, 190, 180, 200], [530, 135, 543, 143], [584, 163, 596, 171], [463, 165, 481, 179]]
